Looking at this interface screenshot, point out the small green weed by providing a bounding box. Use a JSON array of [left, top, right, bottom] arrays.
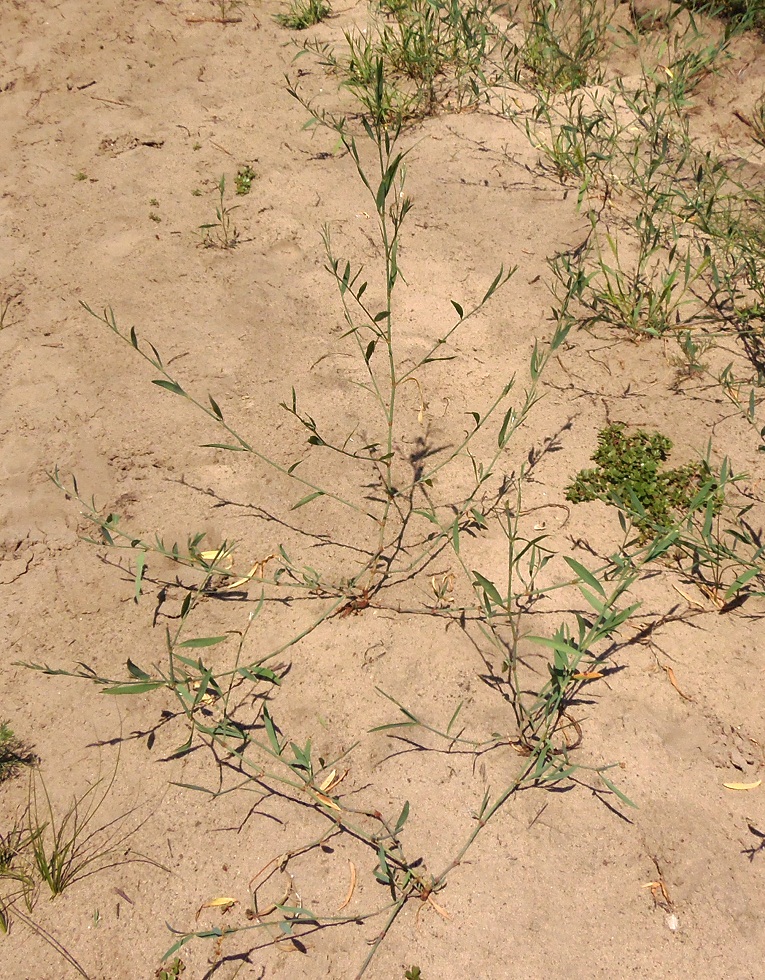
[[405, 968, 423, 980], [74, 171, 87, 182], [276, 0, 331, 30], [26, 766, 147, 900], [149, 212, 162, 223], [213, 0, 246, 18], [0, 764, 154, 973], [0, 723, 37, 783], [672, 330, 715, 383], [234, 164, 257, 195], [199, 175, 239, 248], [156, 957, 186, 980], [566, 423, 711, 534]]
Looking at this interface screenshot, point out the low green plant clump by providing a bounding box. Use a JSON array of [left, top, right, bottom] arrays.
[[751, 91, 765, 146], [234, 164, 257, 195], [156, 957, 186, 980], [566, 423, 713, 534], [680, 0, 765, 33], [517, 0, 617, 93], [304, 0, 503, 122], [276, 0, 331, 30]]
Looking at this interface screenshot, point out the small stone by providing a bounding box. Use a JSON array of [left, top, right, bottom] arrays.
[[730, 747, 748, 771]]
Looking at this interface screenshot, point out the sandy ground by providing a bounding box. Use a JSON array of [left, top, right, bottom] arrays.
[[2, 1, 765, 978]]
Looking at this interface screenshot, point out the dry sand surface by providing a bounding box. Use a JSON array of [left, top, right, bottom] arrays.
[[2, 0, 765, 978]]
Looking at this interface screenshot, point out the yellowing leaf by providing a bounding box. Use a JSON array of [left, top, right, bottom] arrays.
[[314, 791, 341, 812], [318, 768, 348, 794], [224, 564, 260, 590], [572, 671, 603, 680], [671, 583, 704, 609], [196, 896, 237, 920], [723, 780, 761, 791], [319, 769, 337, 792], [222, 554, 278, 590]]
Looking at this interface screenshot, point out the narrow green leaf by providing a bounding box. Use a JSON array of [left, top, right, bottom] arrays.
[[291, 490, 325, 510], [394, 801, 410, 834], [530, 341, 541, 381], [451, 517, 460, 556], [169, 735, 194, 759], [170, 782, 216, 795], [277, 904, 318, 920], [577, 584, 605, 614], [497, 406, 515, 447], [724, 566, 760, 600], [472, 571, 503, 607], [481, 265, 504, 305], [368, 721, 418, 733], [179, 592, 193, 620], [263, 705, 281, 755], [446, 701, 463, 735], [149, 342, 163, 367], [563, 556, 605, 597], [645, 530, 679, 561], [152, 379, 186, 396], [600, 773, 638, 808], [376, 845, 392, 884], [209, 394, 224, 420], [539, 764, 578, 783], [103, 681, 166, 695], [134, 552, 146, 602], [527, 634, 579, 661], [451, 300, 464, 318], [161, 936, 194, 961], [340, 261, 351, 294], [470, 508, 487, 528], [238, 665, 281, 685], [201, 443, 246, 452], [178, 636, 228, 648], [126, 659, 151, 680]]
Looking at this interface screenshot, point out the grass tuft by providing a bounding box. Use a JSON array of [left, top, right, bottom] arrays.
[[276, 0, 331, 30]]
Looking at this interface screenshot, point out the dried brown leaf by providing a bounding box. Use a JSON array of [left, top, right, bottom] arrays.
[[336, 861, 357, 912]]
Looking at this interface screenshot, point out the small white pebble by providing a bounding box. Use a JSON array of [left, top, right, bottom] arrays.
[[666, 913, 679, 932]]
